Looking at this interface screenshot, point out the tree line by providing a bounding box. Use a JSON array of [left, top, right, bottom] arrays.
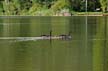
[[0, 0, 108, 15]]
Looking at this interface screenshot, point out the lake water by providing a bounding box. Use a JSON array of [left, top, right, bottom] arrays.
[[0, 16, 108, 71]]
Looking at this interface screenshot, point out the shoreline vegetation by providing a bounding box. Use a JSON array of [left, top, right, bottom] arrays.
[[0, 0, 108, 16]]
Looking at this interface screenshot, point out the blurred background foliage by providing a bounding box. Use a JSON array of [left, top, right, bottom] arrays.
[[0, 0, 108, 15]]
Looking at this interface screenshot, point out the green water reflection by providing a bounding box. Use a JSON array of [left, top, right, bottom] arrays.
[[0, 16, 108, 71]]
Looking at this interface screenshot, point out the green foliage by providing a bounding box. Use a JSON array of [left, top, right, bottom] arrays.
[[28, 3, 42, 15], [2, 1, 19, 15], [100, 0, 108, 12], [51, 0, 70, 11], [0, 0, 108, 15], [0, 1, 3, 15]]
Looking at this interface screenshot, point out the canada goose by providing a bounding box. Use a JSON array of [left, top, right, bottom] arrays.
[[59, 35, 72, 40], [41, 33, 71, 40]]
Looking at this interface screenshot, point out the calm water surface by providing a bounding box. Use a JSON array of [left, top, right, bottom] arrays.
[[0, 16, 108, 71]]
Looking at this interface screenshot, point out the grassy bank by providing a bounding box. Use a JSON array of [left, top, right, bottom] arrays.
[[72, 12, 108, 16]]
